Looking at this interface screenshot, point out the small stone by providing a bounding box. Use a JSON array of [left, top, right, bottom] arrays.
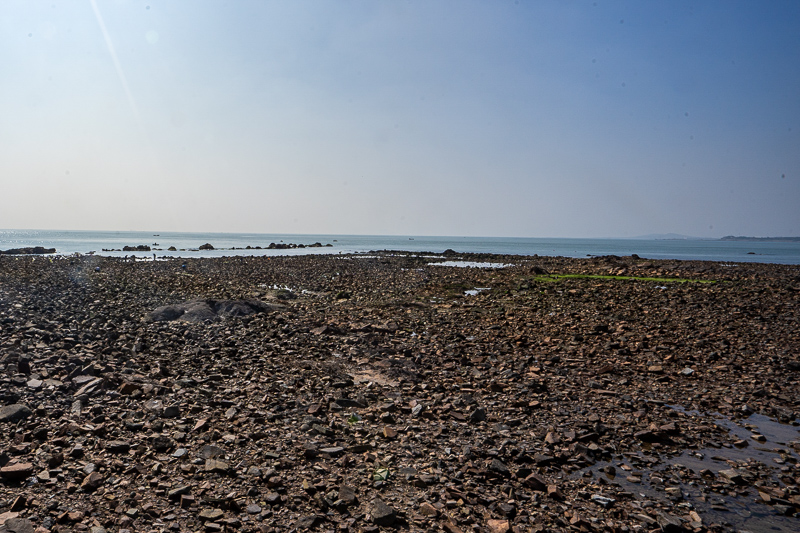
[[105, 440, 131, 454], [320, 446, 344, 457], [180, 494, 195, 508], [487, 519, 510, 533], [200, 445, 225, 459], [205, 459, 229, 473], [547, 484, 565, 500], [655, 511, 683, 533], [524, 473, 547, 491], [2, 518, 35, 533], [0, 405, 33, 423], [172, 448, 188, 458], [246, 504, 262, 515], [338, 485, 358, 506], [469, 407, 486, 422], [168, 486, 191, 500], [544, 431, 561, 445], [719, 468, 744, 484], [80, 471, 104, 491], [294, 515, 320, 529], [0, 462, 34, 480], [489, 458, 510, 476], [591, 494, 616, 508], [199, 509, 224, 521], [419, 502, 438, 517], [371, 498, 396, 526]]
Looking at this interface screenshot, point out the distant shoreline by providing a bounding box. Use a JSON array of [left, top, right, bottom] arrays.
[[720, 236, 800, 242]]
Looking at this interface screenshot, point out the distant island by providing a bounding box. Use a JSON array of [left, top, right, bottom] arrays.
[[721, 236, 800, 242]]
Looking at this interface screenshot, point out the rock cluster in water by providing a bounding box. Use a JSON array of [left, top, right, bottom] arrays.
[[0, 247, 56, 255], [0, 252, 798, 532]]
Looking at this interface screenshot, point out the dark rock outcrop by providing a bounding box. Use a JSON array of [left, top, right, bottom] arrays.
[[147, 299, 283, 323]]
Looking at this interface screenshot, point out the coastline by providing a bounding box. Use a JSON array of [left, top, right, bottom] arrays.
[[1, 252, 798, 531], [3, 229, 800, 264]]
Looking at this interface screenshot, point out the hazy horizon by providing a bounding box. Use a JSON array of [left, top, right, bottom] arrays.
[[2, 1, 799, 238]]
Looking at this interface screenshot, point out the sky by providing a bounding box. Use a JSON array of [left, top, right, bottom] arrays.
[[1, 0, 799, 238]]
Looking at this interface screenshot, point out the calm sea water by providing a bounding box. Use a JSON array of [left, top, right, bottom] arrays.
[[1, 229, 799, 264]]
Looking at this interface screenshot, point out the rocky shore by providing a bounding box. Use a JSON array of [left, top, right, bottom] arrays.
[[0, 252, 798, 533]]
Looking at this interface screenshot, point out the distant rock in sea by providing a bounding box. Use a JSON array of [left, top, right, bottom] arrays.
[[0, 246, 56, 255]]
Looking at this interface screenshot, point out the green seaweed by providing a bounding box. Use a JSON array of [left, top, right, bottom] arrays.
[[531, 274, 716, 284]]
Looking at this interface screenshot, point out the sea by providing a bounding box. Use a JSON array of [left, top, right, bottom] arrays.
[[1, 229, 799, 265]]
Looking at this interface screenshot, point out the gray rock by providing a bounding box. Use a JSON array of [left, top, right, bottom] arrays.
[[0, 404, 32, 423], [337, 485, 358, 507], [371, 498, 396, 526], [200, 445, 226, 459], [147, 299, 283, 323], [2, 518, 35, 533], [294, 515, 320, 529], [469, 407, 486, 422], [655, 512, 683, 533]]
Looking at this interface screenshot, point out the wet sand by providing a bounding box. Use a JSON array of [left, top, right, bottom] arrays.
[[1, 252, 798, 532]]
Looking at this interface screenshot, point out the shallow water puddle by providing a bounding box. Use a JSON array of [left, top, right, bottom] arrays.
[[464, 287, 491, 296], [432, 261, 513, 268], [573, 410, 799, 531]]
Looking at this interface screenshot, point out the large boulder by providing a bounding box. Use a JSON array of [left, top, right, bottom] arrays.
[[147, 299, 283, 323]]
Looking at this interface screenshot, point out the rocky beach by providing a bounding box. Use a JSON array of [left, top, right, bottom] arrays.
[[0, 252, 798, 533]]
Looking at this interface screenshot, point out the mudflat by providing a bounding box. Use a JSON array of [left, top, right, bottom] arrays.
[[0, 252, 798, 532]]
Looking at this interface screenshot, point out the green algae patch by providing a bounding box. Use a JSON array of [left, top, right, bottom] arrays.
[[532, 274, 717, 284]]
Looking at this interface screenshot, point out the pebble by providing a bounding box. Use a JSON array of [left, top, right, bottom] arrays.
[[0, 405, 32, 423]]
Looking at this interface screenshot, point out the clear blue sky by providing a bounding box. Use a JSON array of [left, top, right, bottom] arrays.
[[2, 0, 798, 238]]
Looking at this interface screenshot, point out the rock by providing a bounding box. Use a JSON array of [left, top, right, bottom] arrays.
[[198, 509, 224, 521], [591, 494, 616, 508], [718, 468, 745, 484], [105, 440, 131, 454], [655, 511, 684, 533], [294, 515, 321, 529], [489, 458, 510, 476], [0, 463, 33, 481], [200, 445, 226, 459], [0, 518, 35, 533], [486, 519, 510, 533], [147, 299, 282, 323], [168, 486, 191, 500], [0, 405, 32, 423], [320, 446, 344, 457], [419, 502, 438, 517], [204, 459, 229, 473], [469, 407, 486, 422], [523, 473, 548, 491], [371, 498, 396, 526], [199, 243, 215, 250], [337, 485, 358, 507], [80, 472, 103, 491], [0, 247, 55, 255]]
